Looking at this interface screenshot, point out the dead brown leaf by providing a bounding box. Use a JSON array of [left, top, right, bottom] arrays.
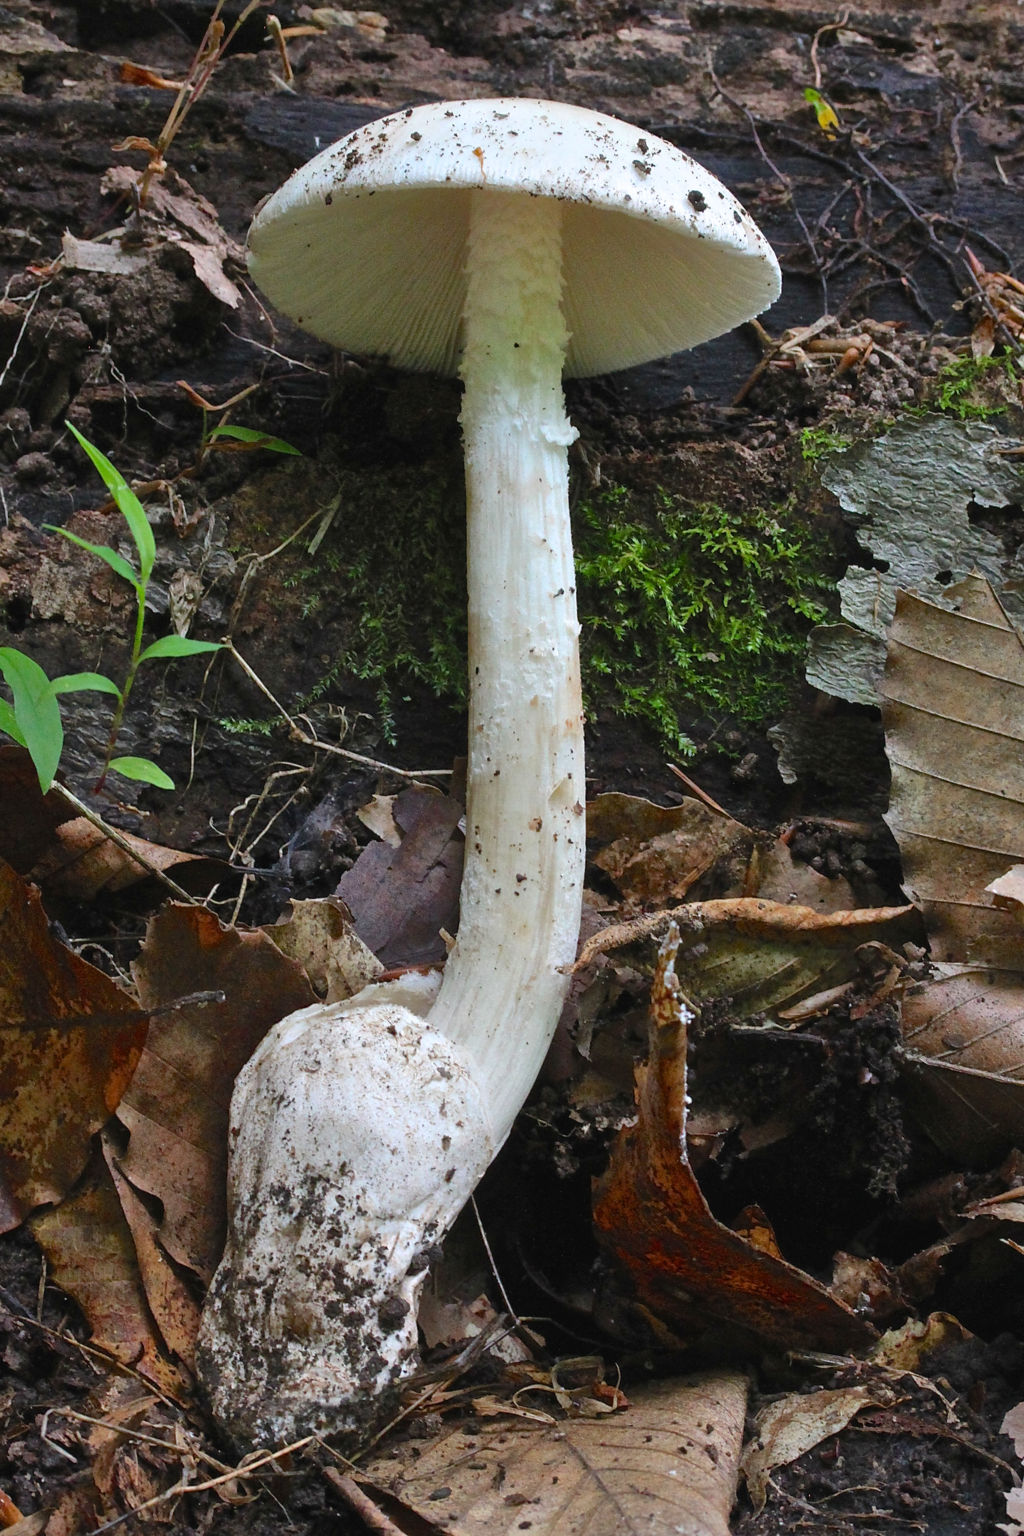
[[124, 905, 316, 1286], [337, 784, 464, 967], [361, 1371, 748, 1536], [578, 898, 916, 1018], [741, 1384, 894, 1514], [878, 577, 1024, 1156], [29, 1146, 185, 1395], [0, 745, 77, 872], [29, 817, 222, 903], [104, 1134, 201, 1370], [587, 791, 755, 906], [99, 165, 243, 308], [881, 574, 1024, 967], [593, 926, 876, 1356], [266, 896, 383, 1001], [750, 838, 857, 912], [0, 858, 146, 1231]]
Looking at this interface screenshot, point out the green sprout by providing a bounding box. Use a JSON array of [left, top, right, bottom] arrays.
[[0, 424, 223, 794]]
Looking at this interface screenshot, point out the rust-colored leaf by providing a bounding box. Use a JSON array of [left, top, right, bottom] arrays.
[[29, 1146, 185, 1395], [120, 60, 183, 89], [29, 817, 223, 903], [104, 1133, 201, 1369], [593, 927, 875, 1356], [587, 792, 755, 906], [125, 905, 316, 1283], [0, 859, 146, 1232]]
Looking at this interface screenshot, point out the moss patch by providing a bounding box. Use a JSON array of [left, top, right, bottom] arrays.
[[575, 488, 833, 753], [924, 353, 1019, 421], [227, 458, 834, 754]]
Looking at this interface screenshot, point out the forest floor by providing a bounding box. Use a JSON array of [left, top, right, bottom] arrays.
[[3, 1, 1024, 1533]]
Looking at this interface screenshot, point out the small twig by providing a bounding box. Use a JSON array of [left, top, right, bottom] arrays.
[[810, 8, 850, 91], [49, 782, 201, 904], [322, 1470, 405, 1536], [708, 67, 827, 311], [87, 1435, 318, 1536], [227, 510, 327, 631], [132, 0, 266, 206], [56, 1410, 231, 1474], [225, 641, 452, 779], [471, 1194, 520, 1325], [948, 99, 978, 193], [667, 762, 731, 818], [0, 989, 225, 1033]]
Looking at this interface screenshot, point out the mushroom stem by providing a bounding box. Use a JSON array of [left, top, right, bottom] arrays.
[[197, 191, 587, 1450], [430, 190, 585, 1141]]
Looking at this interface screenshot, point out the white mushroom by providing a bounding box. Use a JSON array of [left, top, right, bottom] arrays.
[[198, 97, 781, 1448]]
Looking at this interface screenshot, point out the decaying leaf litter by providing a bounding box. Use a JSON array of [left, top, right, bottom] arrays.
[[5, 0, 1024, 1532]]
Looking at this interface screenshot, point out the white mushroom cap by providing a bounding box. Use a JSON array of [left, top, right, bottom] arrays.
[[248, 97, 782, 378]]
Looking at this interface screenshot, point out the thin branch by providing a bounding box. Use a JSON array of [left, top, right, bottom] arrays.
[[49, 782, 201, 904], [323, 1469, 406, 1536], [225, 641, 453, 779], [708, 68, 828, 311]]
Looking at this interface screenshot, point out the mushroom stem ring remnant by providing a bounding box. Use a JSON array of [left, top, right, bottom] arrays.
[[197, 98, 781, 1450]]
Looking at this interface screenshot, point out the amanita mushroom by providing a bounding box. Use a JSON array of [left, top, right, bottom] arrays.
[[198, 98, 781, 1447]]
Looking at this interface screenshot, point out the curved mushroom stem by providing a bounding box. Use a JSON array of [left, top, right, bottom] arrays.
[[431, 189, 585, 1142], [197, 191, 585, 1450]]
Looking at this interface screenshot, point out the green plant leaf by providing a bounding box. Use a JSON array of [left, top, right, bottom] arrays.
[[65, 421, 157, 580], [52, 672, 122, 698], [108, 755, 175, 790], [0, 698, 27, 746], [138, 636, 223, 663], [43, 526, 140, 588], [208, 424, 301, 455], [0, 647, 64, 792]]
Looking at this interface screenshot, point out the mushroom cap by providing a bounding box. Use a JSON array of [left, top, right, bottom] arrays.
[[248, 97, 781, 379]]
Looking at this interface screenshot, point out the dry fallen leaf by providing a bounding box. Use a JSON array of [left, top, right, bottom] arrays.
[[879, 577, 1024, 1156], [587, 792, 755, 906], [900, 966, 1024, 1160], [881, 574, 1024, 968], [28, 817, 222, 903], [593, 926, 876, 1357], [362, 1371, 748, 1536], [0, 858, 146, 1231], [871, 1311, 973, 1372], [29, 1147, 185, 1395], [0, 744, 76, 872], [266, 896, 383, 1001], [104, 1133, 201, 1370], [99, 165, 244, 308], [124, 905, 316, 1286], [740, 1384, 893, 1514], [579, 898, 916, 1018], [337, 784, 464, 966]]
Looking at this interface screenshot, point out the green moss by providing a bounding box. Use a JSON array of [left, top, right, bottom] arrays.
[[800, 425, 854, 462], [575, 489, 832, 754], [219, 716, 276, 737], [928, 354, 1018, 419], [260, 463, 832, 754], [279, 465, 468, 743]]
